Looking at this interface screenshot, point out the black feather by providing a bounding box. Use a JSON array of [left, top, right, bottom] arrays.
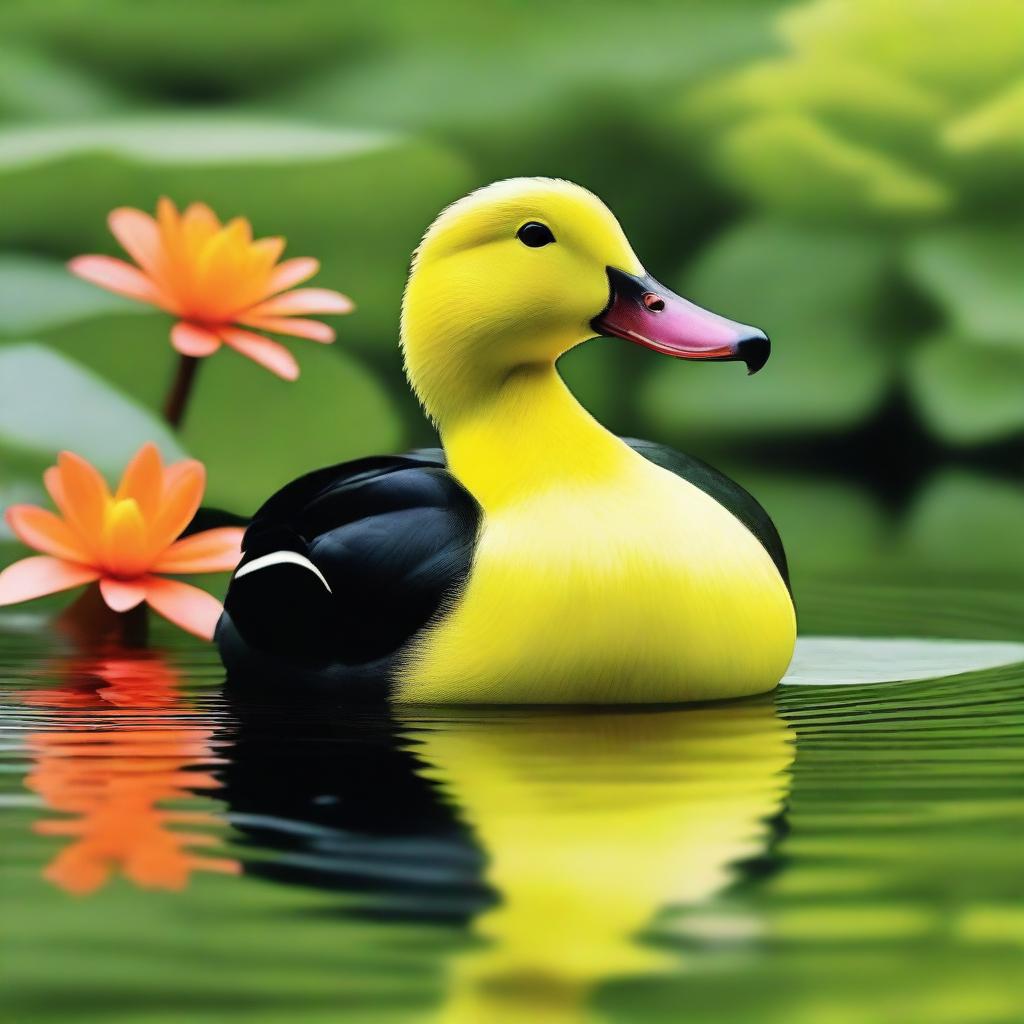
[[217, 441, 789, 696]]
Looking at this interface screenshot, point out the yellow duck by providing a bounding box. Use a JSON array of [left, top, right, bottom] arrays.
[[218, 178, 796, 702]]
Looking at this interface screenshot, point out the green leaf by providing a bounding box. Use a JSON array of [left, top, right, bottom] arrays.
[[905, 471, 1024, 574], [908, 334, 1024, 444], [181, 342, 405, 513], [0, 342, 186, 476], [946, 78, 1024, 157], [0, 44, 126, 121], [641, 220, 893, 441], [906, 227, 1024, 343], [0, 115, 473, 355], [9, 316, 408, 513], [0, 253, 135, 336], [783, 636, 1024, 686], [714, 113, 949, 221]]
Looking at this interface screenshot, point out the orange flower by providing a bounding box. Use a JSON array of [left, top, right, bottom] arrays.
[[0, 443, 243, 639], [68, 199, 353, 381]]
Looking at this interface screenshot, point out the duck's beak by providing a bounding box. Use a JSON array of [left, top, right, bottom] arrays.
[[591, 267, 770, 374]]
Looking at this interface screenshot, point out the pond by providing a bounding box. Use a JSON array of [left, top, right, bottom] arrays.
[[2, 577, 1022, 1024]]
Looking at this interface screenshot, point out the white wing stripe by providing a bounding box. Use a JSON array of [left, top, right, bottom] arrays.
[[233, 550, 332, 593]]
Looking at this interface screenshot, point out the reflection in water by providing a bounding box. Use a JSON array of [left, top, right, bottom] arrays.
[[21, 653, 238, 895], [221, 696, 794, 1023], [418, 705, 794, 1023]]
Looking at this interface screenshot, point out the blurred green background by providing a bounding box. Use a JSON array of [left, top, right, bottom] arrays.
[[2, 0, 1023, 601]]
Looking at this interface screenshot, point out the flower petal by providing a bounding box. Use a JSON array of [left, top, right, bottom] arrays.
[[115, 442, 164, 520], [149, 461, 206, 554], [246, 288, 353, 318], [171, 322, 221, 357], [143, 576, 223, 640], [101, 499, 150, 577], [0, 556, 99, 606], [99, 577, 147, 612], [152, 527, 244, 574], [266, 257, 319, 295], [219, 327, 299, 381], [108, 207, 162, 275], [67, 255, 165, 306], [5, 505, 91, 563], [237, 316, 335, 342], [55, 451, 110, 543]]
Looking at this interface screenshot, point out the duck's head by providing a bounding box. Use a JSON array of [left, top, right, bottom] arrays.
[[402, 177, 768, 423]]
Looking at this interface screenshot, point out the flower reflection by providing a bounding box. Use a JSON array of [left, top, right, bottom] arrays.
[[22, 653, 237, 895]]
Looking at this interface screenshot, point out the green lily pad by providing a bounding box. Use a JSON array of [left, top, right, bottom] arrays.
[[181, 341, 405, 513], [641, 220, 893, 442], [5, 315, 408, 514], [0, 342, 186, 476], [783, 636, 1024, 686], [906, 227, 1024, 344], [0, 2, 366, 101], [0, 115, 472, 355], [0, 253, 135, 336], [908, 334, 1024, 444]]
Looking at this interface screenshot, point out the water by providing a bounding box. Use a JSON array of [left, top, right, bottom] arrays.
[[2, 579, 1022, 1024]]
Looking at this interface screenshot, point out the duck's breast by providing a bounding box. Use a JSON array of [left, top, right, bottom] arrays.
[[395, 458, 796, 704]]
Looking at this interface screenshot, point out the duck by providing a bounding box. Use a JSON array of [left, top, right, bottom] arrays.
[[217, 177, 796, 703]]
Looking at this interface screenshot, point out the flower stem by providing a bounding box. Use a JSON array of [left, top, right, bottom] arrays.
[[163, 354, 201, 430]]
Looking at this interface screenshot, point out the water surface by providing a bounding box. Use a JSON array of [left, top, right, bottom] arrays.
[[2, 579, 1022, 1023]]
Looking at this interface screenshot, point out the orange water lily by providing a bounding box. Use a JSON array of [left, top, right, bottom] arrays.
[[0, 443, 243, 639], [68, 198, 353, 381]]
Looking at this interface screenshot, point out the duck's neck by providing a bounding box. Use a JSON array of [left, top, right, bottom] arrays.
[[440, 363, 627, 511]]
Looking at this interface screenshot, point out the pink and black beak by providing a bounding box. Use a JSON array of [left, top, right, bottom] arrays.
[[591, 267, 770, 374]]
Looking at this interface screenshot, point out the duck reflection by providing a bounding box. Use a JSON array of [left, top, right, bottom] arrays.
[[21, 652, 238, 895], [221, 695, 794, 1022]]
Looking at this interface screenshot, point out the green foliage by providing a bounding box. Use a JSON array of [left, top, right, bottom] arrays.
[[906, 471, 1024, 574], [643, 220, 893, 440], [909, 336, 1024, 445], [0, 253, 135, 335], [0, 343, 185, 475], [679, 0, 1024, 451], [182, 341, 403, 513], [907, 228, 1024, 344], [687, 0, 1024, 223]]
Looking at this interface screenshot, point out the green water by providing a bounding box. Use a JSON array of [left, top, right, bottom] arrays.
[[2, 579, 1022, 1024]]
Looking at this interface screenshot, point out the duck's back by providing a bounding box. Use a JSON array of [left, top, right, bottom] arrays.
[[217, 443, 790, 700]]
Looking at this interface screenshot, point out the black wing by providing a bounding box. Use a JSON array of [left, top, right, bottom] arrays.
[[624, 438, 790, 592], [217, 450, 479, 696]]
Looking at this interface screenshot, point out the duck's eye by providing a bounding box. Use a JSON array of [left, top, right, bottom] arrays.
[[517, 222, 556, 248]]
